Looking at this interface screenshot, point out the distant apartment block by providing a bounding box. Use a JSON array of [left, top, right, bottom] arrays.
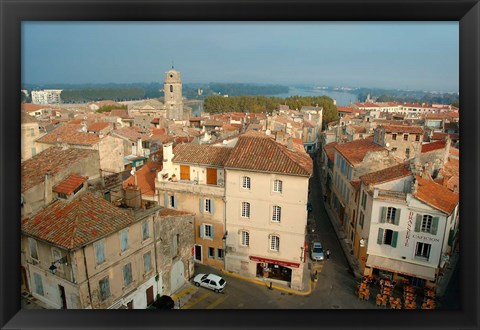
[[31, 89, 63, 104]]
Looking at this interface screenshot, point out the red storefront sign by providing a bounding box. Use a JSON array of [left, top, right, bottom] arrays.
[[249, 256, 300, 268]]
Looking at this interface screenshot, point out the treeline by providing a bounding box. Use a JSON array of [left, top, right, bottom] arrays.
[[209, 83, 288, 96], [61, 88, 145, 103], [97, 104, 128, 113], [204, 95, 339, 127], [375, 93, 459, 107]]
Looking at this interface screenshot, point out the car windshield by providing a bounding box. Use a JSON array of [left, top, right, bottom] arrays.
[[219, 279, 226, 285], [201, 274, 208, 281], [313, 246, 323, 253]]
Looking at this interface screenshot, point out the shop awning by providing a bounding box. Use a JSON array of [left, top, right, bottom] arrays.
[[249, 256, 300, 268], [366, 255, 436, 281]]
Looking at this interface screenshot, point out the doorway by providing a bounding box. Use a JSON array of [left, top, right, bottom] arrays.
[[58, 285, 67, 309], [194, 245, 202, 262]]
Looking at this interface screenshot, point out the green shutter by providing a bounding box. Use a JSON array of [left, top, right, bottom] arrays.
[[431, 217, 439, 235], [415, 214, 422, 232], [394, 209, 401, 225], [380, 207, 386, 223], [199, 199, 204, 213], [391, 231, 398, 247], [377, 228, 384, 244], [210, 200, 215, 214], [199, 225, 204, 238]]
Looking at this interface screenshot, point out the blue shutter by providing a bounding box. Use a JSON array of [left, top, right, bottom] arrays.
[[391, 231, 398, 247], [199, 225, 204, 238], [210, 200, 215, 214], [95, 241, 105, 264], [431, 217, 439, 235], [199, 199, 204, 213], [415, 214, 422, 232], [377, 228, 384, 244], [211, 225, 215, 239]]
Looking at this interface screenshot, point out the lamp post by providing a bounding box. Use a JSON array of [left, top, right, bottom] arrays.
[[49, 256, 68, 274]]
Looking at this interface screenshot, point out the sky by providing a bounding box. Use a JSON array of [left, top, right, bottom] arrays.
[[22, 22, 459, 92]]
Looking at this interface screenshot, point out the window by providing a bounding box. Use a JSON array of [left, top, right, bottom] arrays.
[[217, 248, 224, 259], [170, 195, 176, 208], [270, 235, 280, 251], [170, 85, 173, 93], [241, 231, 250, 246], [29, 128, 35, 136], [377, 228, 398, 247], [52, 249, 63, 273], [200, 224, 214, 240], [403, 134, 409, 141], [95, 240, 106, 265], [361, 191, 367, 209], [143, 252, 152, 274], [208, 247, 215, 258], [205, 199, 212, 213], [142, 221, 150, 241], [416, 214, 439, 235], [392, 133, 397, 140], [383, 207, 397, 224], [392, 147, 397, 152], [99, 277, 111, 301], [405, 148, 410, 158], [272, 205, 281, 222], [241, 202, 250, 218], [123, 263, 133, 287], [31, 147, 36, 156], [242, 176, 251, 189], [273, 179, 283, 193], [120, 230, 129, 252], [58, 192, 68, 199], [33, 272, 44, 296], [415, 134, 421, 142], [415, 242, 431, 260], [29, 238, 38, 260], [73, 183, 83, 195], [359, 212, 365, 229]]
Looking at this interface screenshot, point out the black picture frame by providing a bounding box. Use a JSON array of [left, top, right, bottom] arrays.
[[1, 0, 478, 329]]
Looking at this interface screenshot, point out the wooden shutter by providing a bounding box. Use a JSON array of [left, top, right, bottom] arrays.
[[415, 214, 422, 232], [377, 228, 384, 244], [431, 217, 439, 235], [391, 231, 398, 247], [180, 165, 190, 180], [394, 209, 401, 225], [380, 207, 386, 223], [210, 200, 215, 214], [146, 286, 154, 305], [199, 199, 204, 213], [207, 168, 217, 185]]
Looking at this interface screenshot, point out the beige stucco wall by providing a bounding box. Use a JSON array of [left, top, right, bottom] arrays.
[[21, 122, 45, 161]]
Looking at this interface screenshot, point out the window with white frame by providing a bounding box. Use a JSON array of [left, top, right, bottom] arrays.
[[272, 205, 281, 222], [28, 238, 38, 261], [361, 191, 367, 209], [415, 242, 431, 260], [33, 272, 44, 296], [200, 224, 214, 239], [241, 202, 250, 218], [169, 195, 176, 208], [123, 263, 133, 287], [217, 248, 224, 259], [142, 221, 150, 241], [273, 179, 283, 193], [241, 231, 249, 246], [270, 235, 280, 251], [205, 199, 212, 213], [386, 207, 397, 224], [242, 176, 251, 189]]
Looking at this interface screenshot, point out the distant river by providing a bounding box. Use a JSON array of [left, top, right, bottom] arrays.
[[271, 87, 359, 106]]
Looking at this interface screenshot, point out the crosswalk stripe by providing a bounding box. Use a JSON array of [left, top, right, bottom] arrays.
[[181, 291, 210, 309], [206, 295, 227, 309]]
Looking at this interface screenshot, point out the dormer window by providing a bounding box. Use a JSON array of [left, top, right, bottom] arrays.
[[53, 174, 87, 200]]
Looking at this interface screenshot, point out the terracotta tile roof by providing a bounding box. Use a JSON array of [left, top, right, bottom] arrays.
[[158, 208, 193, 217], [36, 124, 102, 146], [337, 106, 357, 113], [421, 140, 446, 153], [21, 147, 97, 192], [21, 112, 39, 124], [334, 137, 385, 165], [174, 137, 195, 144], [88, 122, 110, 132], [112, 127, 151, 141], [359, 163, 411, 186], [431, 132, 448, 140], [53, 174, 88, 195], [22, 192, 135, 250], [150, 128, 166, 136], [350, 125, 367, 134], [68, 119, 83, 125], [189, 117, 203, 122], [224, 131, 312, 176], [449, 133, 459, 140], [122, 161, 162, 196], [382, 124, 424, 134], [173, 144, 233, 166], [414, 176, 458, 214], [449, 147, 459, 158], [21, 103, 51, 112], [110, 109, 131, 118], [222, 124, 239, 131], [350, 180, 361, 191], [324, 142, 338, 162]]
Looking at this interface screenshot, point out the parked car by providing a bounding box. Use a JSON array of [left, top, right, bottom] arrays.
[[147, 295, 175, 310], [311, 242, 325, 261], [193, 273, 226, 293]]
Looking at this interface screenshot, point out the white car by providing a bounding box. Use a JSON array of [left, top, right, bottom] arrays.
[[193, 273, 226, 293], [311, 242, 325, 261]]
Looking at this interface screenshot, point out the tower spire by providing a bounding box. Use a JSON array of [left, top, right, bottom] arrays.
[[171, 61, 174, 69]]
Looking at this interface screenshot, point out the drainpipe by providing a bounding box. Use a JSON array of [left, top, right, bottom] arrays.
[[152, 211, 160, 295], [82, 247, 94, 309]]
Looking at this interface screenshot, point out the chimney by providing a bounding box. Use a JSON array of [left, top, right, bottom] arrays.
[[125, 186, 142, 209], [44, 171, 53, 205]]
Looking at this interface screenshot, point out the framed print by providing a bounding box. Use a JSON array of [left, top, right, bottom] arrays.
[[1, 0, 479, 329]]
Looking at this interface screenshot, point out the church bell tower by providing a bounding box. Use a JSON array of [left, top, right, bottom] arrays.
[[163, 65, 183, 120]]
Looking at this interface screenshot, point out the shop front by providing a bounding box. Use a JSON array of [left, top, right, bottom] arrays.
[[250, 256, 300, 285]]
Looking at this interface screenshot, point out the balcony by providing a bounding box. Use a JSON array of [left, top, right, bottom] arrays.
[[156, 179, 225, 197]]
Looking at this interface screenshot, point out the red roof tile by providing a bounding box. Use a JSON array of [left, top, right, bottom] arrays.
[[173, 144, 233, 166], [88, 122, 110, 132], [21, 192, 134, 250], [53, 174, 88, 195], [414, 176, 458, 214], [431, 132, 448, 140], [36, 124, 101, 146], [123, 161, 162, 196], [334, 137, 385, 165], [359, 163, 411, 186], [324, 142, 339, 162], [421, 140, 446, 153], [224, 131, 312, 176], [382, 124, 424, 134]]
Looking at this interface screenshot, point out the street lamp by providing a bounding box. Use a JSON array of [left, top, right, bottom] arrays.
[[49, 256, 68, 274]]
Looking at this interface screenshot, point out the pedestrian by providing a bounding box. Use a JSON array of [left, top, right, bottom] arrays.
[[326, 249, 330, 259]]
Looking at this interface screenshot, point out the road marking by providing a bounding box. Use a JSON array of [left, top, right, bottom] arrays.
[[171, 285, 196, 301], [206, 295, 227, 309], [181, 291, 210, 309]]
